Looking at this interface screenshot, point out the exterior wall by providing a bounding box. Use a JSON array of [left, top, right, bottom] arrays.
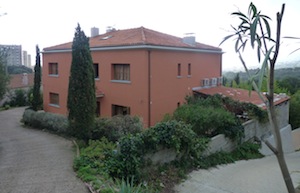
[[43, 52, 72, 115], [150, 50, 221, 126], [9, 73, 34, 89], [259, 124, 294, 155], [243, 101, 290, 141], [292, 128, 300, 150], [43, 49, 149, 125], [203, 134, 237, 155], [42, 48, 221, 127], [92, 50, 149, 125]]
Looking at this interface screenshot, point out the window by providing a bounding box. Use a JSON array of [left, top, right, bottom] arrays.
[[49, 93, 59, 106], [188, 63, 191, 76], [112, 64, 130, 81], [94, 63, 99, 79], [177, 63, 181, 77], [49, 63, 58, 75], [112, 104, 130, 116]]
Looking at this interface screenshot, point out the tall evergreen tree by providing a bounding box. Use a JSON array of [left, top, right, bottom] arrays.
[[32, 45, 42, 111], [0, 48, 9, 100], [67, 24, 96, 141]]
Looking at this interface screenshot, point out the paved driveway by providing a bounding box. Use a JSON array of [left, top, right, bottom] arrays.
[[175, 151, 300, 193], [0, 107, 88, 193]]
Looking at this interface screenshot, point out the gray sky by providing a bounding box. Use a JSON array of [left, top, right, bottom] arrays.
[[0, 0, 299, 71]]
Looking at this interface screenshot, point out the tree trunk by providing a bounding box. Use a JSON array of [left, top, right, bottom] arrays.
[[268, 105, 295, 193]]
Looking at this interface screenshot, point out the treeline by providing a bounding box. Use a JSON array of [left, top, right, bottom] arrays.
[[223, 67, 300, 95], [7, 65, 33, 74], [224, 67, 300, 82]]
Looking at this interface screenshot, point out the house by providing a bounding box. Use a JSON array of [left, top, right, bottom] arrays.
[[9, 73, 34, 90], [0, 73, 34, 106], [42, 27, 222, 127]]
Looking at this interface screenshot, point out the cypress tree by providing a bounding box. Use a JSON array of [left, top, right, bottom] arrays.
[[32, 45, 42, 111], [0, 48, 9, 100], [67, 24, 96, 141]]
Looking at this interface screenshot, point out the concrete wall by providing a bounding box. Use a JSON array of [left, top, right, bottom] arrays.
[[243, 101, 290, 142], [203, 134, 237, 155], [204, 102, 293, 156], [292, 128, 300, 150], [259, 124, 295, 156], [145, 102, 292, 163], [144, 148, 177, 165]]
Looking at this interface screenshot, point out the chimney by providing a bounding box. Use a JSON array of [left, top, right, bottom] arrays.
[[91, 27, 99, 37], [183, 33, 196, 46], [106, 26, 116, 33]]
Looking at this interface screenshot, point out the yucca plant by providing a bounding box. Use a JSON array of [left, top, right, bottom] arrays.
[[220, 3, 296, 193], [114, 177, 145, 193]]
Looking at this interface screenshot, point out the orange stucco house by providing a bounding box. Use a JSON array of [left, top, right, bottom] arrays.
[[42, 27, 222, 127]]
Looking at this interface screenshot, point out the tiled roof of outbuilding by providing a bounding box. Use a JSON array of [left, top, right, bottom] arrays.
[[193, 86, 290, 108], [44, 27, 221, 52]]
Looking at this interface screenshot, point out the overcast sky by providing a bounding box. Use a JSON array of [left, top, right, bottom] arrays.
[[0, 0, 299, 71]]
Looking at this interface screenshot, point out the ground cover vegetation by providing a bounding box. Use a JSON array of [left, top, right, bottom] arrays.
[[22, 94, 264, 192]]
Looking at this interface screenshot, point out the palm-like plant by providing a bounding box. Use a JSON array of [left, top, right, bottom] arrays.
[[221, 3, 296, 193]]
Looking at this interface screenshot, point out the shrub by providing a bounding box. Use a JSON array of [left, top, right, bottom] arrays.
[[8, 89, 28, 107], [92, 115, 143, 142], [22, 109, 68, 133], [105, 120, 209, 180], [74, 138, 118, 192], [290, 90, 300, 130], [173, 103, 243, 141], [27, 87, 43, 110]]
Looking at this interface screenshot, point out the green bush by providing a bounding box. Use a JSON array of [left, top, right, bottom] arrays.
[[290, 91, 300, 130], [27, 87, 43, 110], [74, 138, 118, 192], [105, 120, 209, 180], [22, 109, 68, 133], [92, 115, 143, 142], [8, 89, 28, 107], [173, 103, 243, 141]]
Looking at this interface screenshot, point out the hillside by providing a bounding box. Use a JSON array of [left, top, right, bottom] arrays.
[[223, 67, 300, 81]]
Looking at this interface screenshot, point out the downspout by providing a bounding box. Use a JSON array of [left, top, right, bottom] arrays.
[[148, 50, 151, 127], [220, 53, 223, 77]]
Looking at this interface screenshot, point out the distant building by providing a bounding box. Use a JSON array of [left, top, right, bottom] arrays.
[[23, 51, 28, 66], [22, 50, 32, 67], [27, 54, 31, 67], [0, 45, 22, 66]]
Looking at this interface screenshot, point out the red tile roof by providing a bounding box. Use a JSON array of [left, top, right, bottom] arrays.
[[194, 86, 290, 108], [44, 27, 221, 51]]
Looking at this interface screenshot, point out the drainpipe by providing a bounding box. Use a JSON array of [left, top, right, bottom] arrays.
[[148, 50, 151, 127], [220, 53, 223, 77]]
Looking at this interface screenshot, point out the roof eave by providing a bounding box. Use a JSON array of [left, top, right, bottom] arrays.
[[43, 44, 223, 54]]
